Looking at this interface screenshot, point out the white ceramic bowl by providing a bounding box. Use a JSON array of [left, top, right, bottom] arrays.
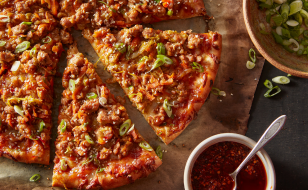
[[184, 133, 276, 190]]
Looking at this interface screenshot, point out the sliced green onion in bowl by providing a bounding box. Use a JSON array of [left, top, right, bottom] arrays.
[[60, 159, 67, 171], [139, 141, 153, 151], [163, 99, 173, 117], [276, 26, 282, 35], [274, 0, 287, 4], [246, 60, 256, 69], [60, 120, 66, 134], [286, 20, 299, 27], [86, 92, 97, 99], [289, 0, 302, 16], [264, 79, 273, 89], [259, 23, 269, 34], [272, 76, 290, 84], [21, 21, 32, 25], [42, 36, 52, 43], [264, 86, 281, 97], [155, 145, 163, 160], [69, 79, 75, 91], [29, 174, 41, 182], [85, 134, 94, 144], [15, 41, 31, 53], [11, 61, 21, 71], [14, 105, 24, 116], [157, 43, 166, 55], [38, 120, 45, 133], [288, 38, 299, 51], [119, 119, 132, 136], [0, 41, 6, 47]]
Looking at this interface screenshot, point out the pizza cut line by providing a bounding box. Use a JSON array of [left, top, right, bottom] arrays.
[[83, 25, 222, 144]]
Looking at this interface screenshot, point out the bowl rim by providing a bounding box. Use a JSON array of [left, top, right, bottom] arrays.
[[243, 0, 308, 78], [183, 133, 276, 190]]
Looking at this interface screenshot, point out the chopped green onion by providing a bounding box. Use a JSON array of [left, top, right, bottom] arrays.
[[249, 48, 256, 63], [287, 74, 292, 77], [280, 3, 289, 21], [191, 62, 204, 72], [15, 41, 30, 53], [69, 79, 75, 91], [259, 23, 269, 34], [264, 79, 273, 89], [163, 99, 173, 117], [65, 146, 71, 154], [0, 15, 10, 23], [246, 60, 256, 69], [29, 135, 38, 140], [304, 30, 308, 38], [157, 43, 166, 55], [21, 22, 32, 25], [0, 41, 6, 47], [126, 45, 133, 60], [14, 105, 24, 116], [154, 0, 160, 3], [38, 120, 45, 133], [274, 0, 286, 4], [281, 28, 291, 38], [289, 1, 302, 16], [155, 145, 163, 159], [276, 26, 282, 35], [96, 167, 105, 173], [29, 174, 41, 182], [60, 120, 66, 134], [86, 92, 97, 99], [272, 32, 283, 44], [167, 10, 173, 16], [115, 43, 126, 53], [300, 9, 308, 19], [272, 14, 284, 26], [138, 56, 149, 63], [11, 61, 21, 71], [286, 20, 299, 27], [264, 86, 281, 97], [42, 36, 52, 43], [30, 47, 37, 57], [139, 141, 153, 151], [211, 87, 226, 96], [288, 38, 299, 51], [272, 76, 290, 84], [60, 159, 67, 171], [158, 55, 173, 65], [85, 134, 94, 144], [119, 119, 132, 136]]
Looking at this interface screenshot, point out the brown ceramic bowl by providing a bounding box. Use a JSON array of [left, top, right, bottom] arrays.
[[243, 0, 308, 78]]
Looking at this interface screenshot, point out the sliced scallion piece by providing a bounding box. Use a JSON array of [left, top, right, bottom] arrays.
[[167, 10, 173, 16], [264, 79, 273, 89], [246, 61, 256, 69], [21, 21, 32, 25], [60, 159, 67, 171], [272, 14, 284, 26], [138, 56, 149, 63], [60, 120, 66, 134], [289, 1, 302, 16], [191, 62, 204, 72], [260, 23, 269, 34], [119, 119, 132, 136], [86, 92, 97, 99], [38, 120, 45, 133], [211, 87, 226, 96], [96, 167, 105, 173], [14, 105, 24, 116], [272, 76, 290, 84], [29, 174, 41, 182], [286, 20, 299, 27], [85, 134, 94, 144], [69, 79, 75, 91], [115, 43, 126, 53], [163, 99, 173, 117], [264, 86, 281, 97], [139, 141, 153, 151], [287, 74, 292, 77], [15, 41, 30, 53], [155, 145, 163, 159], [157, 43, 166, 55], [0, 41, 6, 47], [42, 36, 52, 43], [30, 47, 37, 57]]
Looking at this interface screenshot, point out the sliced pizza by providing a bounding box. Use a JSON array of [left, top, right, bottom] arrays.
[[83, 25, 222, 144], [0, 0, 69, 164], [52, 43, 162, 189], [58, 0, 206, 30]]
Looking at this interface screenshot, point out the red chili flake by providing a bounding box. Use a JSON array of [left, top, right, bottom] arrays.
[[191, 141, 267, 190]]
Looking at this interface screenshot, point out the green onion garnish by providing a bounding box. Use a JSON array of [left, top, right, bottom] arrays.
[[246, 61, 256, 69], [0, 41, 6, 47], [15, 41, 30, 53], [157, 43, 166, 55], [126, 45, 133, 60], [272, 76, 290, 84], [289, 1, 302, 16], [30, 47, 37, 57], [60, 159, 67, 171], [14, 105, 24, 116], [119, 119, 132, 136], [264, 79, 273, 89], [211, 87, 226, 97], [96, 167, 105, 173], [155, 145, 163, 159], [264, 86, 281, 97], [38, 120, 45, 133], [69, 79, 75, 91], [29, 174, 41, 182], [115, 43, 126, 53], [138, 56, 148, 63], [86, 92, 97, 99], [149, 55, 173, 72], [139, 141, 153, 151], [21, 22, 32, 25], [287, 74, 292, 77], [167, 10, 173, 16], [29, 135, 38, 140], [163, 99, 173, 117], [249, 48, 256, 63], [85, 134, 94, 144], [60, 120, 66, 134], [191, 62, 204, 72], [42, 36, 52, 43]]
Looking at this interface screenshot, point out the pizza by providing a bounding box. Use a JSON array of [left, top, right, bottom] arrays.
[[52, 43, 162, 189], [57, 0, 206, 30], [0, 0, 71, 164], [83, 25, 222, 144]]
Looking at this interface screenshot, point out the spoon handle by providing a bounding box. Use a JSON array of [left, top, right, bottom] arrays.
[[234, 115, 286, 174]]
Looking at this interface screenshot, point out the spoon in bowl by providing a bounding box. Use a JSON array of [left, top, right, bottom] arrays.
[[229, 115, 286, 190]]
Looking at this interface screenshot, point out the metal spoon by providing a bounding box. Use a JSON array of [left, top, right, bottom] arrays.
[[229, 115, 286, 190]]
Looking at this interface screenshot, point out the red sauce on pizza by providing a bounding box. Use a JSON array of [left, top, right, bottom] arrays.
[[191, 141, 267, 190]]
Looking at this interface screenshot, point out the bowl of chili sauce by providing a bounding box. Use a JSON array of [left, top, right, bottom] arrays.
[[184, 133, 275, 190]]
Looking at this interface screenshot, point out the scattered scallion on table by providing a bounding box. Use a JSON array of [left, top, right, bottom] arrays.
[[29, 174, 41, 182]]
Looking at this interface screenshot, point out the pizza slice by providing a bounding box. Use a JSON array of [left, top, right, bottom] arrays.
[[0, 0, 69, 164], [52, 43, 162, 189], [58, 0, 206, 30], [83, 25, 222, 144]]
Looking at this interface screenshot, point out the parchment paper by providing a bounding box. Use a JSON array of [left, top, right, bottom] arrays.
[[0, 0, 265, 189]]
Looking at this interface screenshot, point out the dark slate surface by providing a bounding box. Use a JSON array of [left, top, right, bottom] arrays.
[[247, 61, 308, 190]]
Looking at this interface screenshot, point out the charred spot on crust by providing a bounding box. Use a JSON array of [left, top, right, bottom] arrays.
[[210, 80, 214, 87], [213, 33, 218, 42], [210, 54, 220, 64], [202, 73, 208, 88]]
